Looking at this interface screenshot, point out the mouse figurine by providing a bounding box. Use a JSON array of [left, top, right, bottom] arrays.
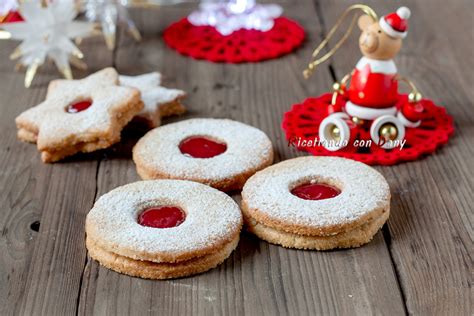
[[314, 7, 426, 151], [287, 4, 453, 163]]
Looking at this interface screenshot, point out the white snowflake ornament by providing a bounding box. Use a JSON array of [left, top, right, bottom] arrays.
[[2, 1, 96, 87]]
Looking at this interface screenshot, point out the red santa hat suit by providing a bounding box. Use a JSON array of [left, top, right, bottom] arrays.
[[379, 7, 411, 39]]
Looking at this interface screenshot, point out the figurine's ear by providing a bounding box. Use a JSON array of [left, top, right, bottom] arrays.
[[358, 15, 374, 31]]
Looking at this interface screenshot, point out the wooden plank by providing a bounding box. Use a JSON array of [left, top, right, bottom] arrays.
[[0, 36, 113, 315], [77, 1, 405, 315], [317, 0, 473, 314]]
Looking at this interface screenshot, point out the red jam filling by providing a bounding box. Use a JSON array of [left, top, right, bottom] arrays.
[[179, 136, 227, 158], [66, 100, 92, 113], [138, 206, 186, 228], [291, 183, 341, 201]]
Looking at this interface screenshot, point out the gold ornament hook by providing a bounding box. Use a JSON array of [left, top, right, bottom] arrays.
[[303, 4, 378, 79], [397, 75, 423, 103]]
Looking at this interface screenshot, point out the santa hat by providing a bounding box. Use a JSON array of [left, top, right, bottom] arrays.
[[379, 7, 411, 39]]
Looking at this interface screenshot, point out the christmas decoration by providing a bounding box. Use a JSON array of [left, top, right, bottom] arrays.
[[163, 0, 305, 63], [0, 0, 18, 17], [283, 4, 453, 165], [2, 1, 96, 88], [0, 0, 21, 37], [82, 0, 141, 50], [188, 0, 283, 36], [1, 11, 22, 23]]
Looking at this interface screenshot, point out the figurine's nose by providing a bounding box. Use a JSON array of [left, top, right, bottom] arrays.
[[360, 32, 378, 53]]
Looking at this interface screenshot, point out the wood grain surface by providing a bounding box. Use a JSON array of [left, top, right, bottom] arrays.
[[0, 1, 472, 315]]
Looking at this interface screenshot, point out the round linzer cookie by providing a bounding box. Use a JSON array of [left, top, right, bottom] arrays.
[[241, 156, 390, 250], [85, 180, 242, 279], [133, 118, 274, 192]]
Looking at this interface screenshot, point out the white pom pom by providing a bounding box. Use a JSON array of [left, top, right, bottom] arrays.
[[397, 7, 411, 19]]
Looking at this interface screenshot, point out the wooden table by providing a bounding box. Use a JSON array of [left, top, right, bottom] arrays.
[[1, 1, 472, 315]]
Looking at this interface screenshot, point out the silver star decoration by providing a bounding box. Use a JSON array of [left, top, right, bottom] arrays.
[[82, 0, 141, 50], [2, 1, 96, 87]]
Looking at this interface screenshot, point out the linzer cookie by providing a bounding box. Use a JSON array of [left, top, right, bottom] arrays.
[[85, 180, 242, 279], [132, 118, 274, 192], [16, 68, 143, 162], [242, 156, 390, 250], [119, 72, 186, 127]]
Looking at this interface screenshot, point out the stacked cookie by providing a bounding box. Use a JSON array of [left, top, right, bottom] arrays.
[[133, 118, 274, 191], [85, 180, 242, 280], [119, 72, 186, 128], [16, 68, 186, 162], [241, 156, 390, 250]]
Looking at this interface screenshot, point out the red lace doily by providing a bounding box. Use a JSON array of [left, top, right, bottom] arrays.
[[163, 17, 305, 63], [282, 94, 454, 165]]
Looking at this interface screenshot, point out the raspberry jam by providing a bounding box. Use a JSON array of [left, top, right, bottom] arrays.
[[291, 183, 340, 200], [66, 100, 92, 113], [179, 136, 227, 158], [138, 206, 186, 228]]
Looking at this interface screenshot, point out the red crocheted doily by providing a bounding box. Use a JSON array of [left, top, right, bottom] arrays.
[[282, 94, 454, 165], [163, 17, 305, 63]]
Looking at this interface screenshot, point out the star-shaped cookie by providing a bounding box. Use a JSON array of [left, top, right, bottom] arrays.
[[119, 72, 186, 128], [16, 68, 143, 163]]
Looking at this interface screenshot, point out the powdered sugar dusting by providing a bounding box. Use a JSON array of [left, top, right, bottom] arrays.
[[119, 72, 185, 126], [86, 180, 242, 258], [121, 72, 162, 88], [133, 118, 273, 182], [243, 156, 390, 228]]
